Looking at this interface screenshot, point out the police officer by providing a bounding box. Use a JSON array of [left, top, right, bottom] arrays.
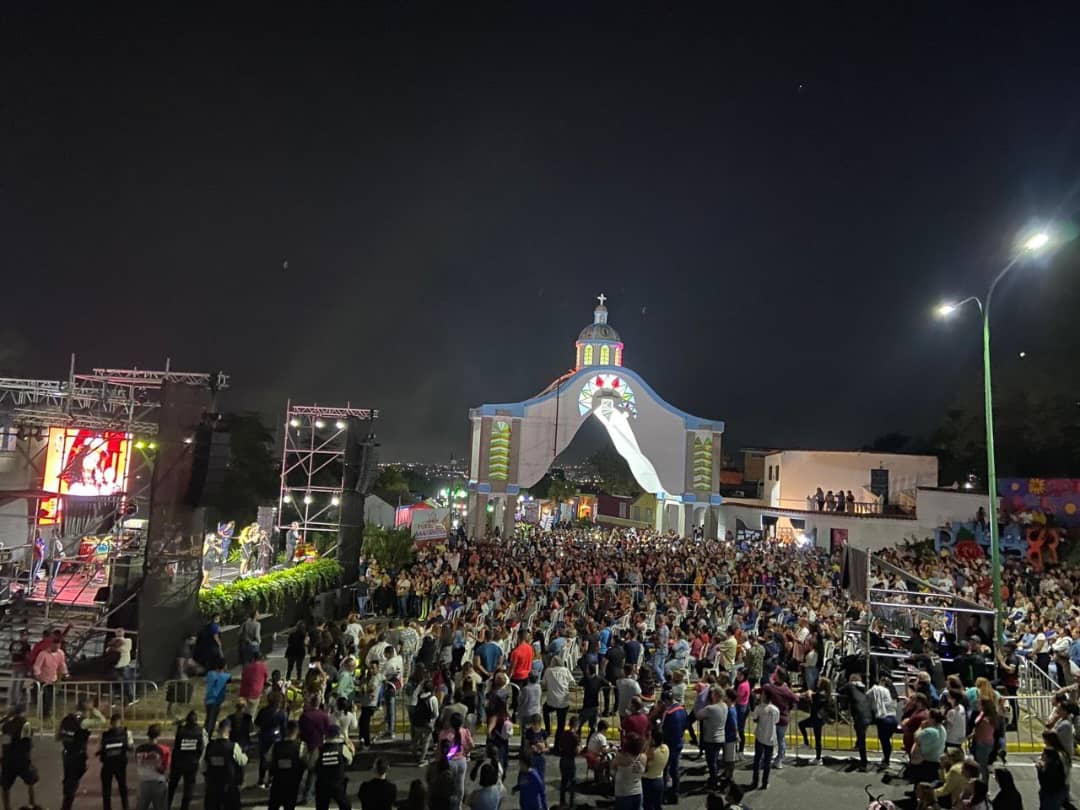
[[168, 710, 206, 810], [268, 720, 306, 810], [203, 718, 248, 810], [57, 698, 106, 810], [314, 723, 353, 810], [99, 712, 134, 810], [1, 703, 38, 810]]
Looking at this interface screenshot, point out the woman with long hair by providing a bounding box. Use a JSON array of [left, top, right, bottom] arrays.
[[972, 697, 998, 781], [990, 767, 1023, 810]]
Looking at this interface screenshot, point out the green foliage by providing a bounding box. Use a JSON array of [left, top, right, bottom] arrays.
[[198, 558, 343, 624], [588, 446, 641, 496], [361, 524, 415, 572]]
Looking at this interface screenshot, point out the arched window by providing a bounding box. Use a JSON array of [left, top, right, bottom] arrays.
[[614, 346, 623, 366], [576, 344, 583, 369], [582, 344, 594, 365], [599, 345, 610, 365]]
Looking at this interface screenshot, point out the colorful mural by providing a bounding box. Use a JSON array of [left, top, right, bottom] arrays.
[[999, 478, 1080, 527], [693, 434, 713, 490], [488, 420, 510, 480], [577, 373, 637, 417], [934, 521, 1027, 556]]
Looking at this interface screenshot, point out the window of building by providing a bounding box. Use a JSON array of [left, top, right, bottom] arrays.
[[614, 346, 623, 366], [582, 344, 594, 365], [775, 466, 780, 481], [576, 344, 582, 369], [599, 344, 610, 365]]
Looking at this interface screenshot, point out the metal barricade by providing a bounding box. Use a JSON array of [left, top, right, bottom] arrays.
[[33, 679, 161, 732]]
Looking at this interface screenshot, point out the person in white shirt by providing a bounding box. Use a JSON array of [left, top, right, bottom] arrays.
[[616, 666, 642, 718], [749, 689, 779, 791], [542, 656, 574, 745], [867, 674, 899, 770]]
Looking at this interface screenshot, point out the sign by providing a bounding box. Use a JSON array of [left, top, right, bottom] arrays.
[[413, 521, 448, 543]]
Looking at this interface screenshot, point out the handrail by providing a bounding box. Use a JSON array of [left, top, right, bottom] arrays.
[[65, 588, 143, 658]]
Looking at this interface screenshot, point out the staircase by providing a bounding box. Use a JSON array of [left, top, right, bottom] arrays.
[[0, 598, 109, 706]]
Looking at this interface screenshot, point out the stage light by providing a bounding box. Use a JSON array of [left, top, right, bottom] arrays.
[[335, 420, 345, 430], [331, 496, 340, 506], [303, 494, 313, 504], [135, 441, 146, 449], [148, 442, 157, 450], [289, 419, 299, 428], [283, 494, 292, 502], [314, 420, 325, 429], [183, 437, 193, 444]]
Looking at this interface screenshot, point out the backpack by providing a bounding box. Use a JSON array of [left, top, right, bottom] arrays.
[[414, 694, 435, 726], [866, 786, 897, 810]]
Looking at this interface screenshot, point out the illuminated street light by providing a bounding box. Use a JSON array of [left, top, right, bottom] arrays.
[[933, 224, 1060, 641], [1023, 231, 1050, 251]]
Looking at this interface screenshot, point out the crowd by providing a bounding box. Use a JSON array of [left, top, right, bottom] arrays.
[[3, 523, 1080, 810]]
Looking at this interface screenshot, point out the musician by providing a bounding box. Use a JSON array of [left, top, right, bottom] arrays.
[[217, 521, 236, 562], [256, 529, 272, 575]]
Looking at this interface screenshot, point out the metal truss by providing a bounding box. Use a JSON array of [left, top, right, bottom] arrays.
[[277, 401, 377, 534], [0, 358, 228, 436]]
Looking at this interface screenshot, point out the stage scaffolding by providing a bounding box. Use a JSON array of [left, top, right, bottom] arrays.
[[277, 402, 378, 541]]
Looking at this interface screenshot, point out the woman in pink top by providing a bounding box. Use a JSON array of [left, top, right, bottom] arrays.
[[734, 669, 751, 753]]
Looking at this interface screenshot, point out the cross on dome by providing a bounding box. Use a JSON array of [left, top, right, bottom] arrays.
[[597, 293, 607, 306]]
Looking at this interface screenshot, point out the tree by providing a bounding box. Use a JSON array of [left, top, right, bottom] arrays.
[[587, 446, 641, 496], [210, 412, 279, 518], [361, 525, 415, 572], [372, 466, 410, 502]]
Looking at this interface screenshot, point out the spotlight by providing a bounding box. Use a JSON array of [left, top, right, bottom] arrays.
[[283, 494, 292, 503], [148, 442, 157, 450], [331, 496, 340, 506], [183, 437, 193, 444], [303, 494, 313, 504], [135, 440, 146, 449], [314, 420, 325, 429], [335, 420, 345, 430], [289, 419, 299, 428]]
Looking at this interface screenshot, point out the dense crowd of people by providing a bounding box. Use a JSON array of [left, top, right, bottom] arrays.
[[4, 523, 1080, 809]]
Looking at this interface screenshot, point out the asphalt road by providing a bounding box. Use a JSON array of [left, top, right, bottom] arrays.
[[17, 736, 1048, 809]]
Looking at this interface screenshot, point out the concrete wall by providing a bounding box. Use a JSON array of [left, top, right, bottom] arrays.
[[717, 501, 923, 551], [915, 488, 995, 531], [764, 450, 938, 509]]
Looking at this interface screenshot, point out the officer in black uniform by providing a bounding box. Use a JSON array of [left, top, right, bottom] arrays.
[[168, 710, 205, 810], [58, 697, 106, 810], [204, 718, 247, 810], [1, 703, 37, 810], [268, 720, 305, 810], [99, 712, 134, 810], [314, 723, 353, 810]]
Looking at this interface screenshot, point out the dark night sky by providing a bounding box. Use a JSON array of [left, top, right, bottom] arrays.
[[3, 5, 1080, 463]]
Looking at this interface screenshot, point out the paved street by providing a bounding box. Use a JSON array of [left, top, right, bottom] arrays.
[[18, 735, 1047, 809]]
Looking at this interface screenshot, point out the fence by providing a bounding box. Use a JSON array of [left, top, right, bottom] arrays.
[[3, 678, 162, 733]]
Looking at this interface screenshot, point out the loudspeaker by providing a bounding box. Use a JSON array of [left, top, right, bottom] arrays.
[[343, 418, 379, 494], [187, 419, 230, 506]]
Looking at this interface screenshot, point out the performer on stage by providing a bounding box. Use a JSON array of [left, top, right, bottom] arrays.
[[201, 532, 220, 588], [238, 523, 259, 576], [216, 521, 236, 562], [285, 522, 302, 568], [256, 528, 272, 575]]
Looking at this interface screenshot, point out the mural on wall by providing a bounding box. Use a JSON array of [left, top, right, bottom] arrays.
[[488, 420, 511, 480], [693, 435, 713, 490], [577, 374, 637, 417], [999, 478, 1080, 527], [934, 521, 1066, 570]]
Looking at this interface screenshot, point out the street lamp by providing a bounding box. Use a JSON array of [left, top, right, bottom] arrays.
[[936, 229, 1053, 642]]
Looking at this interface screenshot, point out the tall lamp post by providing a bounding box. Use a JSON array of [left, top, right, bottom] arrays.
[[936, 230, 1052, 643]]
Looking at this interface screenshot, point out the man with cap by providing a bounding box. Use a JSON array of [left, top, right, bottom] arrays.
[[314, 723, 353, 810]]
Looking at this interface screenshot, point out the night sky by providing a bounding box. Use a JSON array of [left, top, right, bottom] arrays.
[[3, 5, 1080, 463]]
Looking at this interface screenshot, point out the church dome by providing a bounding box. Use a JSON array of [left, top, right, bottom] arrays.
[[575, 295, 624, 370], [578, 318, 621, 343]]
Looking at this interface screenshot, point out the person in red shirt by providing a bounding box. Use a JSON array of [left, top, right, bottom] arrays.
[[239, 650, 269, 702], [508, 629, 535, 715], [621, 697, 650, 742]]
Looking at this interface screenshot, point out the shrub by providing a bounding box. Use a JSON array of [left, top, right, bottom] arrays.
[[198, 558, 343, 623]]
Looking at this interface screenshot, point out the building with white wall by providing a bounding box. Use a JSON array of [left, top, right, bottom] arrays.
[[761, 450, 938, 512]]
